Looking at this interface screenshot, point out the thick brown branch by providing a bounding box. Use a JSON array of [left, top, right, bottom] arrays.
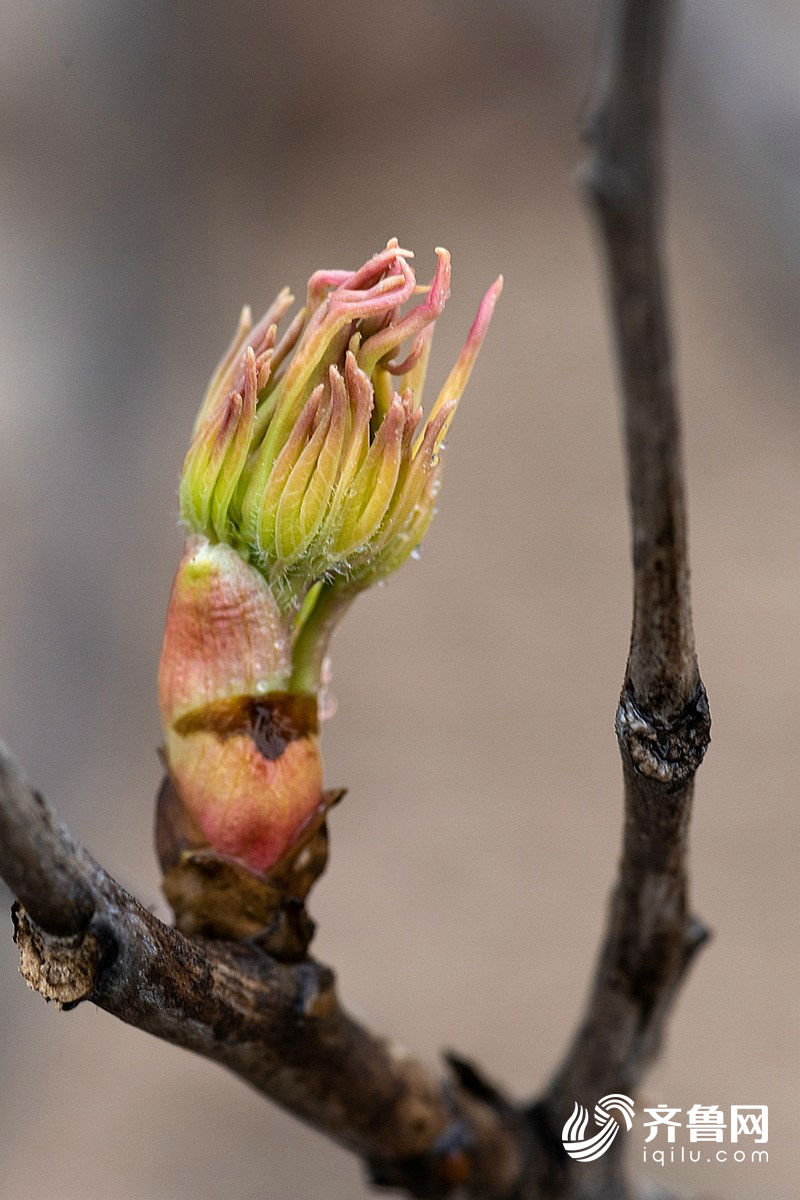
[[538, 2, 710, 1196], [0, 740, 524, 1199], [0, 747, 95, 936]]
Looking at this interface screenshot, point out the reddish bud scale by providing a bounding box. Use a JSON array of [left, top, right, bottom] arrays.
[[159, 539, 323, 873]]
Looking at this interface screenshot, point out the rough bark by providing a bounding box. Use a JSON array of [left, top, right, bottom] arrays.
[[536, 2, 710, 1196], [0, 743, 524, 1199]]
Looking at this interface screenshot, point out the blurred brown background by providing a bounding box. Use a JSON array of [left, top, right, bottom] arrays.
[[0, 2, 798, 1198]]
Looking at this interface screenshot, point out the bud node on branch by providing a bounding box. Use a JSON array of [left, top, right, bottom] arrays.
[[615, 684, 710, 788], [13, 904, 100, 1008]]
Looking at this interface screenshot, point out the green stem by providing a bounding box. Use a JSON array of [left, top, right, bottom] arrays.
[[289, 582, 355, 694]]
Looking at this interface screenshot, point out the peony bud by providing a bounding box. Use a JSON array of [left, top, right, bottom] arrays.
[[159, 241, 501, 881]]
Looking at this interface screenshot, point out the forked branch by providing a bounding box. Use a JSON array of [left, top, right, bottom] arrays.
[[0, 2, 710, 1198]]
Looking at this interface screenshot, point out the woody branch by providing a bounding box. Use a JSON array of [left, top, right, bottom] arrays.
[[536, 0, 711, 1195], [0, 2, 709, 1199], [0, 743, 525, 1198]]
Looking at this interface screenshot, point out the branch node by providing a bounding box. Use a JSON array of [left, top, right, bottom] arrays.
[[616, 683, 710, 788], [13, 902, 100, 1008]]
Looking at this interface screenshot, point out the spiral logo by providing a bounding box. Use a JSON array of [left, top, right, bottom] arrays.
[[561, 1094, 635, 1162]]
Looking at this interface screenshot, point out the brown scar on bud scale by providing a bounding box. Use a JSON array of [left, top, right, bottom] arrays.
[[173, 692, 319, 762]]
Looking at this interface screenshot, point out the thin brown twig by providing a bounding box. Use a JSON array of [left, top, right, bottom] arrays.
[[536, 1, 711, 1196]]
